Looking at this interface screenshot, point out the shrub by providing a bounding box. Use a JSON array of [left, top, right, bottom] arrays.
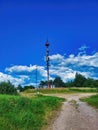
[[0, 81, 17, 95]]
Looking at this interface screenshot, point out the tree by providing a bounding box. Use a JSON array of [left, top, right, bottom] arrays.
[[39, 80, 54, 88], [53, 76, 65, 87], [23, 85, 35, 91], [0, 81, 17, 95], [83, 78, 95, 87], [65, 81, 74, 88], [64, 72, 98, 88], [17, 84, 23, 92], [74, 73, 87, 87], [39, 81, 47, 88], [94, 80, 98, 93]]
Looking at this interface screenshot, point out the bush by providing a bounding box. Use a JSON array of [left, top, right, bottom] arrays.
[[0, 81, 17, 95]]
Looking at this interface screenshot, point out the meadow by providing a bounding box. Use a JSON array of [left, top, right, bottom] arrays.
[[0, 87, 97, 130], [23, 87, 97, 94], [80, 94, 98, 109], [0, 94, 65, 130]]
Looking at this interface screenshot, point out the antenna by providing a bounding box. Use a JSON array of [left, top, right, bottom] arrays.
[[45, 40, 50, 88]]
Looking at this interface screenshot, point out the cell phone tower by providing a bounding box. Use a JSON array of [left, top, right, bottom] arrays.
[[45, 40, 50, 88]]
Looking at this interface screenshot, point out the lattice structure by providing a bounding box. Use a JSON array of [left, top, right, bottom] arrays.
[[45, 40, 50, 88]]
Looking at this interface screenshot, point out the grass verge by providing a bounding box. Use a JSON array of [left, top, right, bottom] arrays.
[[0, 94, 65, 130], [69, 87, 97, 93], [80, 94, 98, 109], [23, 87, 97, 94]]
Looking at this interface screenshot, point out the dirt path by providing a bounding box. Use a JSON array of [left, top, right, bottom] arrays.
[[46, 93, 98, 130]]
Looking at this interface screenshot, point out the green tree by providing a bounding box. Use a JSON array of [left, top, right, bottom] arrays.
[[0, 81, 17, 95], [39, 81, 47, 88], [94, 80, 98, 93], [23, 85, 35, 91], [83, 78, 95, 87], [53, 76, 65, 87], [65, 81, 74, 88], [74, 73, 87, 87], [17, 84, 23, 92], [39, 80, 54, 88]]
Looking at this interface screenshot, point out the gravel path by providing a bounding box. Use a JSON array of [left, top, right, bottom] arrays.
[[46, 93, 98, 130]]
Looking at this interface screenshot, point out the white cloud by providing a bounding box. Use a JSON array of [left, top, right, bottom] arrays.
[[6, 65, 37, 73], [50, 54, 65, 64], [5, 65, 47, 86], [50, 54, 64, 60], [78, 45, 89, 55], [6, 65, 47, 77], [76, 53, 98, 67], [50, 65, 76, 82], [78, 45, 89, 51], [69, 54, 75, 58], [18, 75, 30, 80], [0, 72, 24, 87], [1, 47, 98, 86], [49, 51, 98, 82]]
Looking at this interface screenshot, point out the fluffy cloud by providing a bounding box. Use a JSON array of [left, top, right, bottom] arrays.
[[6, 65, 37, 74], [0, 72, 25, 86], [6, 65, 47, 77], [78, 45, 89, 51], [5, 65, 47, 86], [49, 52, 98, 82], [0, 47, 98, 86], [78, 45, 89, 55]]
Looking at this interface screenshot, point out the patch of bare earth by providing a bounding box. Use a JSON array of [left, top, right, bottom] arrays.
[[46, 93, 98, 130]]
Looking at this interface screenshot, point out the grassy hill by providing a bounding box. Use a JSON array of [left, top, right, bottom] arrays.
[[23, 87, 97, 94], [80, 95, 98, 109], [0, 94, 65, 130]]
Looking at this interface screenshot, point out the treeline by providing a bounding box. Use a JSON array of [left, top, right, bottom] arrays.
[[39, 73, 98, 88], [0, 73, 98, 95], [66, 73, 98, 88], [39, 76, 65, 88], [17, 85, 35, 92], [0, 81, 35, 95]]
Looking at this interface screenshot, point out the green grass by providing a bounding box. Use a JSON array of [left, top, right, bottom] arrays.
[[0, 94, 65, 130], [80, 95, 98, 109], [69, 87, 97, 93], [24, 88, 70, 94], [24, 87, 97, 94]]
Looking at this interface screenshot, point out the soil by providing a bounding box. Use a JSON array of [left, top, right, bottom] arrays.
[[46, 93, 98, 130]]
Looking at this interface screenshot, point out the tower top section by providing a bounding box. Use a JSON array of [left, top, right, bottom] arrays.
[[45, 40, 50, 47]]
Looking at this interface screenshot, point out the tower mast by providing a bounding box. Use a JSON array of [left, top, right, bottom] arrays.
[[45, 40, 50, 88]]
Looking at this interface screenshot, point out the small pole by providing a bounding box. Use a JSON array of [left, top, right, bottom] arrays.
[[36, 65, 39, 94], [36, 65, 37, 88]]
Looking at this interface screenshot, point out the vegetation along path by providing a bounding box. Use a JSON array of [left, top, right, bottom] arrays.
[[47, 93, 98, 130]]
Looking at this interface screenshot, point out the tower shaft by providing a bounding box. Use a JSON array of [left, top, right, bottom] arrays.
[[45, 40, 50, 88]]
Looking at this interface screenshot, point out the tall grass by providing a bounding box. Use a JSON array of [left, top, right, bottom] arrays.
[[0, 94, 65, 130], [24, 87, 97, 94], [69, 87, 97, 93], [23, 88, 70, 94], [80, 95, 98, 109]]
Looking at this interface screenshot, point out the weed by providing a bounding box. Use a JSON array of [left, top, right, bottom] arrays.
[[69, 100, 79, 109]]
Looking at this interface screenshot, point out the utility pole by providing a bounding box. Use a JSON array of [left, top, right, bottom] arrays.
[[36, 65, 37, 88], [45, 40, 50, 88], [35, 65, 39, 94]]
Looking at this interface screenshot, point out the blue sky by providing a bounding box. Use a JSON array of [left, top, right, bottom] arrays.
[[0, 0, 98, 86]]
